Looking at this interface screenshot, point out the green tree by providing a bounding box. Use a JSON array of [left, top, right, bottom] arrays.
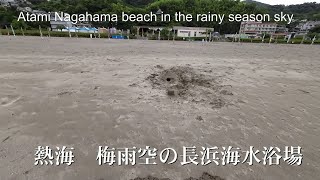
[[310, 25, 320, 33], [0, 7, 15, 27], [11, 19, 28, 29]]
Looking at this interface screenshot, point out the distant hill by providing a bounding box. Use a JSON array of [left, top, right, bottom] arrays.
[[245, 0, 320, 20], [123, 0, 156, 6], [245, 0, 270, 7]]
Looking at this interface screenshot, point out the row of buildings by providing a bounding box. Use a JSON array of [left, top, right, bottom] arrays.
[[239, 20, 320, 39], [294, 20, 320, 32]]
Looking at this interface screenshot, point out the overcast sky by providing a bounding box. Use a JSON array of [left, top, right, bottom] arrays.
[[255, 0, 320, 5]]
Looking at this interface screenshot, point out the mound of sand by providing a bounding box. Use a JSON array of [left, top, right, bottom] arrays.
[[132, 172, 225, 180], [146, 66, 233, 108]]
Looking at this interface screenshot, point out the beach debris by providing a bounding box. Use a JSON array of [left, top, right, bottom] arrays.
[[155, 65, 164, 69], [129, 83, 138, 87], [167, 89, 176, 96], [220, 89, 233, 96], [298, 89, 310, 94], [57, 91, 73, 96], [196, 115, 203, 121]]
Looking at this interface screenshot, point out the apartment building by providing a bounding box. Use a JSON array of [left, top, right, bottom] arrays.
[[239, 21, 277, 35]]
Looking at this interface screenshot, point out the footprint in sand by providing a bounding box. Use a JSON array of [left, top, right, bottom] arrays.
[[1, 95, 21, 107]]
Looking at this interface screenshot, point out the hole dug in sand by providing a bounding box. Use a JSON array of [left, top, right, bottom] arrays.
[[147, 66, 233, 109]]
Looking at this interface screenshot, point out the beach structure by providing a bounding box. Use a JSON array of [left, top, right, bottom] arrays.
[[10, 24, 15, 36], [134, 26, 165, 38], [64, 27, 98, 33], [133, 26, 214, 40], [172, 26, 214, 38]]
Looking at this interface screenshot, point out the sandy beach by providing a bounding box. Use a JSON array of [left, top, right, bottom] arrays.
[[0, 36, 319, 180]]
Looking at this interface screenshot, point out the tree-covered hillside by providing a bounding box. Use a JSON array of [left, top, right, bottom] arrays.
[[1, 0, 320, 33], [246, 0, 320, 20]]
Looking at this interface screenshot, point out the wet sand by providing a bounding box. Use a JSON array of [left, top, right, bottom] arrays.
[[0, 36, 319, 180]]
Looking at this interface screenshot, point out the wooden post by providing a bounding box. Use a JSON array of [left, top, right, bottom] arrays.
[[300, 34, 305, 44], [76, 29, 78, 38], [206, 29, 208, 41], [108, 27, 110, 39], [233, 33, 236, 42], [10, 24, 16, 36], [311, 35, 316, 45], [136, 27, 139, 37], [269, 34, 272, 44], [127, 29, 130, 40], [68, 28, 71, 38], [21, 27, 25, 36], [47, 27, 50, 38], [39, 25, 43, 38], [287, 34, 291, 44], [5, 25, 10, 36], [172, 29, 175, 43], [262, 33, 265, 43]]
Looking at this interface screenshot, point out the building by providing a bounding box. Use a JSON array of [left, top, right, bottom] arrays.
[[50, 12, 73, 30], [16, 6, 32, 12], [276, 24, 288, 33], [50, 12, 97, 33], [0, 0, 14, 7], [295, 21, 320, 32], [239, 21, 277, 35], [0, 0, 19, 7], [172, 26, 214, 38], [50, 12, 95, 32]]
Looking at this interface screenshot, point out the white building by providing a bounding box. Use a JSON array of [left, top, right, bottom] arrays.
[[50, 12, 73, 30], [296, 21, 320, 32], [239, 21, 277, 35], [16, 6, 32, 12], [172, 26, 214, 38]]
